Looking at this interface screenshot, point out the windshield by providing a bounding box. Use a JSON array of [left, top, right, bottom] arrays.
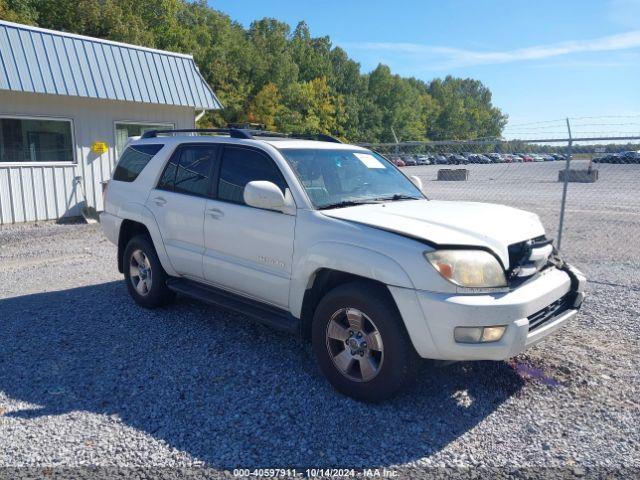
[[279, 148, 424, 209]]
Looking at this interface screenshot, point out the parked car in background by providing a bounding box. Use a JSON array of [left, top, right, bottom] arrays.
[[468, 154, 492, 164], [404, 157, 417, 166], [390, 156, 406, 167], [621, 151, 640, 163], [521, 154, 534, 162], [448, 154, 467, 165], [433, 154, 449, 165], [416, 155, 431, 165]]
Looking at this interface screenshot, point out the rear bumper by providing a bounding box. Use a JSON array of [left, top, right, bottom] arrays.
[[99, 211, 122, 246], [390, 264, 586, 360]]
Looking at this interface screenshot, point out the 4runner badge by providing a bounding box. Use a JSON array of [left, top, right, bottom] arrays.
[[257, 255, 286, 269]]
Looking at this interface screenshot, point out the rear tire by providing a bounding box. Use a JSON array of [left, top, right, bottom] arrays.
[[123, 234, 174, 308], [311, 281, 421, 402]]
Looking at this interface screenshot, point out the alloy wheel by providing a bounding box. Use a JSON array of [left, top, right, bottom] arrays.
[[129, 249, 152, 296], [325, 307, 384, 382]]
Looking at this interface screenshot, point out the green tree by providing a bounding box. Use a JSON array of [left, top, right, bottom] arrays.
[[0, 0, 508, 141], [278, 77, 338, 134], [427, 76, 508, 140], [0, 0, 38, 23], [367, 65, 426, 142], [247, 83, 282, 130]]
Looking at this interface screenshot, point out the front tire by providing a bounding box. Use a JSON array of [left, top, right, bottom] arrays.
[[311, 282, 421, 402], [123, 234, 174, 308]]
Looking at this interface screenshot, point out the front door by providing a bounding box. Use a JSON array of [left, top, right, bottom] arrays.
[[203, 145, 296, 308], [146, 144, 218, 278]]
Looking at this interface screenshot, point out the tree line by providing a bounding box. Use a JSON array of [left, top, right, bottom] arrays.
[[1, 0, 508, 142]]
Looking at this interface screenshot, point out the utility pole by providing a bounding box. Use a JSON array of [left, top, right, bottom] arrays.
[[391, 127, 400, 155], [557, 118, 572, 252]]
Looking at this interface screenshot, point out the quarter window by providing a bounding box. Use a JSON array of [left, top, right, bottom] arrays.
[[112, 144, 163, 182], [218, 147, 287, 205]]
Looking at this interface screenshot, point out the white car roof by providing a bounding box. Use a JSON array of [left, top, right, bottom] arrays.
[[262, 139, 367, 150], [132, 134, 368, 151]]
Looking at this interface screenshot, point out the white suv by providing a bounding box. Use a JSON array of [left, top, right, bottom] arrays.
[[101, 128, 586, 402]]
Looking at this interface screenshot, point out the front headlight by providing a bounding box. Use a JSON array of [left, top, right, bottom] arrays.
[[425, 249, 507, 288]]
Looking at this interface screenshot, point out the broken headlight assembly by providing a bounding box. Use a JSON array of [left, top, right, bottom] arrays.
[[425, 249, 507, 288]]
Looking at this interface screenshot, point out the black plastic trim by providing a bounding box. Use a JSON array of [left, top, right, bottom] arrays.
[[141, 128, 342, 143], [142, 128, 252, 139], [166, 278, 299, 333]]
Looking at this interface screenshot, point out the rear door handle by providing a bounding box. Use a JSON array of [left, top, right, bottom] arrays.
[[153, 196, 167, 206], [207, 207, 224, 219]]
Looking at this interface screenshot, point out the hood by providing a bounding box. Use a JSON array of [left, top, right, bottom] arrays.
[[322, 200, 545, 268]]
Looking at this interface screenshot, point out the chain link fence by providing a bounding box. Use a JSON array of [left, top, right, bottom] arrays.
[[362, 136, 640, 287]]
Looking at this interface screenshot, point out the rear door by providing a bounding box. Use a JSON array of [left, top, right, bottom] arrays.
[[146, 144, 218, 279], [202, 145, 296, 308]]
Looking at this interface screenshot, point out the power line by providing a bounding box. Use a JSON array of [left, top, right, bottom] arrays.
[[506, 114, 640, 129]]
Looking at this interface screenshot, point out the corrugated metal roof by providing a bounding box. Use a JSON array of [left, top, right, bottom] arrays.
[[0, 20, 222, 110]]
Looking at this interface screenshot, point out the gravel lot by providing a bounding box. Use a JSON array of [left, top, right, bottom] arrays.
[[0, 162, 639, 477]]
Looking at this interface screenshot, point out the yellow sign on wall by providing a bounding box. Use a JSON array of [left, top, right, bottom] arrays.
[[91, 141, 108, 154]]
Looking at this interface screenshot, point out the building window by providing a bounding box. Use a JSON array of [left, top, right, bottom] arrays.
[[115, 122, 173, 158], [0, 117, 74, 163]]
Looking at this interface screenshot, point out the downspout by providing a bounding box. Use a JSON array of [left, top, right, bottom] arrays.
[[195, 109, 206, 124]]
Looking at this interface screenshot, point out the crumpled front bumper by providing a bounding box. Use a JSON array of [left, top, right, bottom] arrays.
[[389, 263, 587, 360]]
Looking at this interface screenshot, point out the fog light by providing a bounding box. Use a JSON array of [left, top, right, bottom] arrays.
[[454, 326, 506, 343], [481, 326, 506, 343], [454, 327, 483, 343]]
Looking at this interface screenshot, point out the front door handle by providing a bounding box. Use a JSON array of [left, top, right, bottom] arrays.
[[153, 196, 167, 206], [207, 207, 224, 219]]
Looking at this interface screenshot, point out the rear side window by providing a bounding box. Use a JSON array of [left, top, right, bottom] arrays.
[[157, 145, 217, 197], [218, 147, 287, 205], [113, 144, 163, 182]]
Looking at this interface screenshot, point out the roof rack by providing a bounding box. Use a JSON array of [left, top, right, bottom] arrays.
[[141, 128, 251, 139], [295, 133, 342, 143], [141, 128, 342, 143]]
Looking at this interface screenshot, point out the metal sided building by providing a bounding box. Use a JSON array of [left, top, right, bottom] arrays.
[[0, 20, 221, 224]]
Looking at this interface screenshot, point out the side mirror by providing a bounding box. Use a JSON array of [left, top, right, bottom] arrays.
[[244, 180, 286, 212], [410, 175, 423, 190]]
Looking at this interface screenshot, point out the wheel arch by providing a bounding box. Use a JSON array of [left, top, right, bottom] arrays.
[[298, 269, 405, 341], [117, 220, 150, 273], [116, 210, 177, 276]]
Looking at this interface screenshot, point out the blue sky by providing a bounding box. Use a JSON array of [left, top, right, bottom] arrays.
[[210, 0, 640, 138]]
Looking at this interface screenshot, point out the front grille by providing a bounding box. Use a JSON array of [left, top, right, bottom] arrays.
[[528, 293, 574, 331], [508, 235, 553, 285]]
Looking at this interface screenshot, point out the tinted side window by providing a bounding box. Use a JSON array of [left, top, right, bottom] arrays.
[[157, 145, 217, 197], [157, 153, 179, 191], [218, 147, 287, 205], [113, 144, 163, 182]]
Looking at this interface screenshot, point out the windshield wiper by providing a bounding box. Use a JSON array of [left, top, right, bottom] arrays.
[[372, 194, 422, 202], [318, 199, 381, 210]]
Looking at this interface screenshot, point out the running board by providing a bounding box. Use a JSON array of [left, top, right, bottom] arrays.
[[165, 278, 299, 333]]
